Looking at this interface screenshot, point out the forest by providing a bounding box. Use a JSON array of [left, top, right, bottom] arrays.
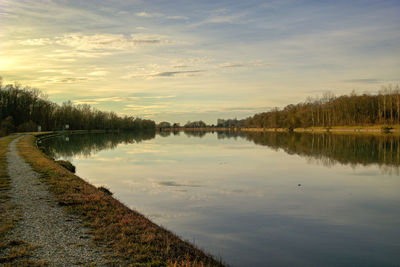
[[159, 85, 400, 130], [0, 78, 155, 136], [244, 85, 400, 129], [2, 77, 400, 136]]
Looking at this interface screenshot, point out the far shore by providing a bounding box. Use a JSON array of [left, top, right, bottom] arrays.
[[159, 125, 400, 135]]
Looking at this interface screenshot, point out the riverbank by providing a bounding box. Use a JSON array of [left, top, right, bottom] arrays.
[[2, 133, 223, 266], [161, 125, 400, 135]]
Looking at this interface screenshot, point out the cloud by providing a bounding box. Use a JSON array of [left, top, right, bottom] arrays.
[[151, 70, 204, 77], [36, 76, 88, 84], [191, 12, 245, 27], [219, 63, 246, 68], [207, 15, 240, 24], [56, 33, 168, 50], [219, 60, 269, 68], [124, 104, 166, 111], [95, 97, 124, 102], [127, 95, 176, 100], [72, 95, 176, 106], [20, 33, 170, 51], [73, 97, 124, 105], [136, 11, 163, 18], [73, 96, 125, 105], [223, 106, 272, 112], [39, 69, 72, 75], [344, 78, 382, 84], [166, 15, 188, 20], [158, 181, 202, 187], [88, 71, 109, 76], [125, 69, 205, 79], [136, 11, 188, 20], [45, 50, 113, 59], [60, 77, 88, 83], [73, 100, 99, 105], [145, 95, 176, 99], [19, 38, 52, 46]]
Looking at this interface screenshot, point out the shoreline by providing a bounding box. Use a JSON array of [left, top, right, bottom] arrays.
[[159, 125, 400, 135], [5, 133, 223, 266]]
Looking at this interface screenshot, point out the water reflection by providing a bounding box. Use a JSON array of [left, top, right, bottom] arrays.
[[41, 131, 400, 266], [235, 131, 400, 174], [43, 130, 400, 171], [41, 130, 155, 159]]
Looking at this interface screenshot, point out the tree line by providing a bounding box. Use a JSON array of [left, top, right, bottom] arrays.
[[157, 120, 208, 129], [0, 78, 155, 136], [245, 85, 400, 129]]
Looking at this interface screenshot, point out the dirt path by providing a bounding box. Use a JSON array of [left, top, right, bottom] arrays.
[[5, 136, 107, 266]]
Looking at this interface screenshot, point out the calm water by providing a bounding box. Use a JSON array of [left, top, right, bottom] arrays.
[[41, 131, 400, 266]]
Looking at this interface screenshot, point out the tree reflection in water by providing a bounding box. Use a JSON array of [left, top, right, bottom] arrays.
[[42, 130, 400, 174]]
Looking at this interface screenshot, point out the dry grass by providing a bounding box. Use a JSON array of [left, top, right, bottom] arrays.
[[17, 134, 224, 266]]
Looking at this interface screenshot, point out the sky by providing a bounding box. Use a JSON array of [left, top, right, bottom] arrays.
[[1, 0, 399, 124]]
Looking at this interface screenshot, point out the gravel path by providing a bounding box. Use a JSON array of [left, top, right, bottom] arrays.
[[6, 136, 108, 266]]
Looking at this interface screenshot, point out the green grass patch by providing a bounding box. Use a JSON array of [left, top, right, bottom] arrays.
[[18, 134, 224, 267]]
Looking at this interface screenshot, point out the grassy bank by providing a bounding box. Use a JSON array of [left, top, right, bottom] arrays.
[[17, 134, 223, 266]]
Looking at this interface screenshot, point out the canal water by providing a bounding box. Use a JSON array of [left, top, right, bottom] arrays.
[[41, 131, 400, 266]]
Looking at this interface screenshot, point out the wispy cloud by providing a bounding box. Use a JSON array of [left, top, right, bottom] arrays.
[[127, 95, 176, 100], [124, 69, 205, 79], [158, 181, 202, 187], [37, 76, 88, 84], [136, 11, 163, 18], [151, 70, 204, 77], [136, 11, 188, 20], [124, 104, 167, 111], [95, 97, 124, 102], [219, 60, 268, 68], [206, 14, 243, 24], [88, 71, 109, 76], [166, 15, 188, 20], [20, 33, 171, 51], [223, 106, 272, 112], [344, 78, 382, 84], [72, 95, 176, 106], [19, 38, 52, 46], [73, 100, 100, 105], [39, 69, 73, 75], [191, 10, 246, 27]]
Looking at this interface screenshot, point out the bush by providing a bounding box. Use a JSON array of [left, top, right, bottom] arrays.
[[55, 160, 76, 173], [17, 121, 37, 132], [0, 116, 15, 137]]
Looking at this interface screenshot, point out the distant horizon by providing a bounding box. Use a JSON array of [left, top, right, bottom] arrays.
[[1, 0, 399, 124]]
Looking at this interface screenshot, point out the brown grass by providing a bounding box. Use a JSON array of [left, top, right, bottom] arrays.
[[17, 134, 224, 266]]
